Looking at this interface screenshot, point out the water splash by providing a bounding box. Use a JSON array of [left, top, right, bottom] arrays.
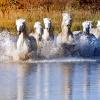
[[37, 40, 64, 59], [0, 31, 18, 62], [7, 57, 99, 64], [0, 31, 99, 63]]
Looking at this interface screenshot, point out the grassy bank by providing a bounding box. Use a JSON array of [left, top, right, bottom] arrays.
[[0, 1, 100, 34]]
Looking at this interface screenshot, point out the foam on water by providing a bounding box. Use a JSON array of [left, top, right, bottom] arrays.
[[75, 33, 97, 57], [5, 57, 99, 64], [0, 31, 64, 62], [0, 31, 18, 62], [37, 40, 63, 58], [0, 30, 100, 63], [28, 58, 98, 63]]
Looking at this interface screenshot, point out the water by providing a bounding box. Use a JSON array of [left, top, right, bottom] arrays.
[[0, 31, 100, 100], [0, 60, 100, 100], [0, 30, 100, 62]]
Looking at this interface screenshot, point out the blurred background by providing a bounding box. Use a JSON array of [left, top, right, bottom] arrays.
[[0, 0, 100, 33]]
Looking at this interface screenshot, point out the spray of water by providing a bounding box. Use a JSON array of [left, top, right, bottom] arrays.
[[0, 30, 99, 63], [0, 31, 18, 62]]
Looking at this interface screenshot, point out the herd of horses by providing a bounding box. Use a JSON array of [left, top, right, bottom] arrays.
[[1, 12, 100, 61]]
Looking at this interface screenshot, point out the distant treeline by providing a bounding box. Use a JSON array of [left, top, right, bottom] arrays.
[[0, 0, 100, 10]]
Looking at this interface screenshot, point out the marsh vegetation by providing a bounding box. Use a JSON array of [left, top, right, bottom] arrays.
[[0, 0, 99, 33]]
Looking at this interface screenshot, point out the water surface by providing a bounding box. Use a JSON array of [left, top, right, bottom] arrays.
[[0, 60, 100, 100]]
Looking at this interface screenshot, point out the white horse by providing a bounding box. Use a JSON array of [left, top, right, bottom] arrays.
[[56, 12, 74, 45], [42, 18, 54, 41], [30, 21, 43, 46], [77, 21, 96, 57], [37, 18, 60, 58], [16, 19, 37, 60], [90, 20, 100, 56], [56, 12, 78, 56], [90, 20, 100, 39]]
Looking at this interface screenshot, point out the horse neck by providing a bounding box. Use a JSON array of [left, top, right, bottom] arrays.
[[43, 27, 54, 40], [18, 32, 28, 42], [17, 32, 24, 50], [62, 25, 72, 37], [18, 32, 24, 39], [35, 29, 42, 36], [17, 31, 29, 50], [43, 28, 49, 37]]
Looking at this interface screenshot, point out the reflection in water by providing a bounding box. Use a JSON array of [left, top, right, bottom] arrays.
[[17, 65, 24, 100], [17, 63, 37, 100], [0, 64, 17, 100], [83, 65, 88, 100], [17, 64, 29, 100], [63, 63, 72, 100], [35, 64, 41, 100], [43, 64, 49, 100], [60, 63, 73, 100], [97, 64, 100, 99], [0, 62, 100, 100], [72, 63, 89, 100]]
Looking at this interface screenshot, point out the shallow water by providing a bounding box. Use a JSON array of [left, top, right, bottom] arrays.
[[0, 60, 100, 100]]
